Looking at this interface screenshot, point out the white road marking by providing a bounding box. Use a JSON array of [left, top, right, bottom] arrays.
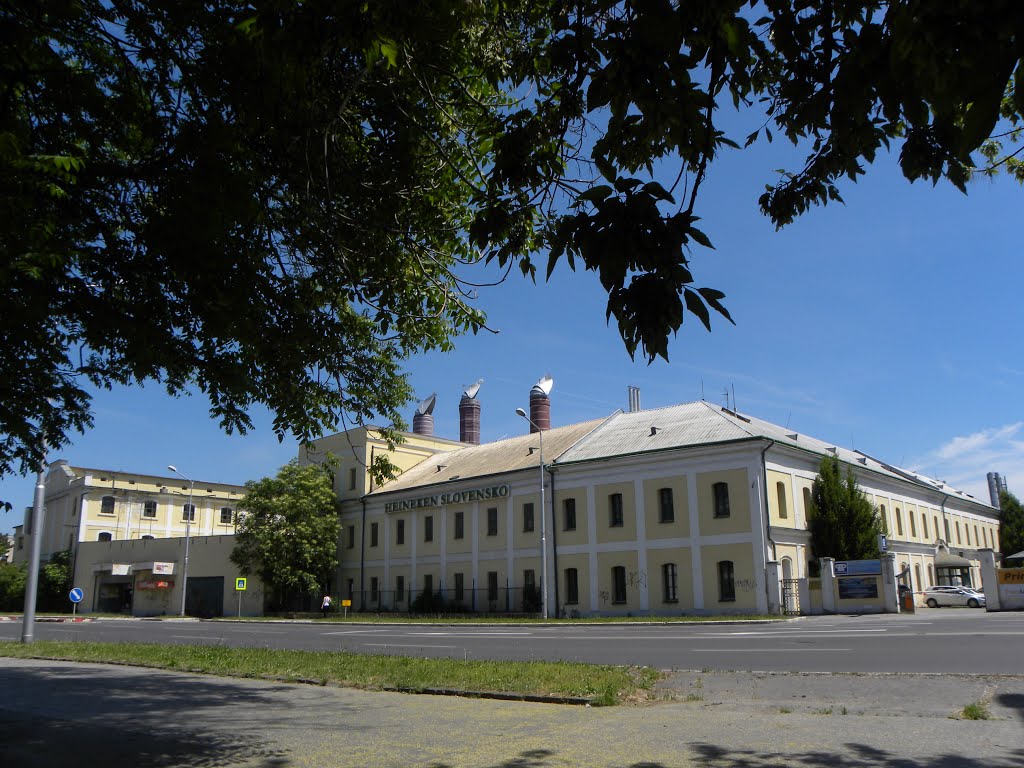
[[692, 651, 851, 655], [321, 629, 390, 636], [405, 632, 533, 637], [362, 643, 457, 649]]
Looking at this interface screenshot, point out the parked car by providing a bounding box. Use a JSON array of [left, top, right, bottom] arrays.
[[923, 586, 986, 608]]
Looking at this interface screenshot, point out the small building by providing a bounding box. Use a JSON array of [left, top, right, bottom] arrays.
[[71, 535, 262, 617]]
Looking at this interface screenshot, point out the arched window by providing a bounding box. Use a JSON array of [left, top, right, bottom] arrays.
[[803, 487, 813, 520], [100, 496, 115, 514], [781, 557, 793, 581], [927, 563, 934, 585], [98, 532, 112, 542], [776, 482, 788, 519], [965, 524, 971, 545], [909, 511, 916, 538], [895, 507, 903, 536], [955, 521, 961, 544], [914, 564, 922, 590], [921, 513, 929, 540]]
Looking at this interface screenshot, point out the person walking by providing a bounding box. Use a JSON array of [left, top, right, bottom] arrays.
[[321, 594, 332, 618]]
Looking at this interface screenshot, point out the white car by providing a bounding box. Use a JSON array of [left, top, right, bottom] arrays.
[[923, 586, 986, 608]]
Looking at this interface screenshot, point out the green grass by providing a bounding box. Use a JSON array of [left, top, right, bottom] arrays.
[[0, 640, 660, 706], [960, 702, 992, 720]]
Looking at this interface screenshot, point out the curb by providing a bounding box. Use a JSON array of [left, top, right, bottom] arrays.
[[0, 616, 95, 623]]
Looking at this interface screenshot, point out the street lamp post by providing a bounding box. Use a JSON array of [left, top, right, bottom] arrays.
[[167, 465, 194, 617], [515, 408, 548, 619]]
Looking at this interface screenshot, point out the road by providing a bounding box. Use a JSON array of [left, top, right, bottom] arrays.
[[3, 608, 1023, 673]]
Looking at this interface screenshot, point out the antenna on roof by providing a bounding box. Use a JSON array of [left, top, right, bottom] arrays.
[[722, 388, 730, 410], [700, 379, 705, 400], [732, 384, 737, 413]]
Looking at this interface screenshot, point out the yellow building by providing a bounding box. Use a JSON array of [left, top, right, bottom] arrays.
[[322, 400, 1000, 616], [13, 460, 247, 568]]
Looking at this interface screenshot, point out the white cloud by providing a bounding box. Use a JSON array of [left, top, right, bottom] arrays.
[[913, 423, 1024, 503]]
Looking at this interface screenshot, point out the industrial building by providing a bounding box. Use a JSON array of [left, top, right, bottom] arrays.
[[324, 384, 1001, 616]]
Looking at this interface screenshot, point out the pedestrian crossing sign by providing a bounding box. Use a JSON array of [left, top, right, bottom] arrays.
[[235, 578, 247, 591]]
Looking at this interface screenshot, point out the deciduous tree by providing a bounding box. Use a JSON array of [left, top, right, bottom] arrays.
[[4, 1, 1022, 479], [230, 460, 339, 608]]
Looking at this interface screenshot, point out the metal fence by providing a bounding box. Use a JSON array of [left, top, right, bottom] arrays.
[[342, 583, 542, 615]]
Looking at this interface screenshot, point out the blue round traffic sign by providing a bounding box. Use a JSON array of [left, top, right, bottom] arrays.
[[69, 587, 84, 604]]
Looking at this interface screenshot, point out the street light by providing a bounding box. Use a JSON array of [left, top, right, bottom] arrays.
[[168, 465, 194, 617], [515, 407, 548, 619]]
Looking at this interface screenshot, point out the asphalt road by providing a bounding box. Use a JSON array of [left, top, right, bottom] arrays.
[[3, 608, 1023, 674]]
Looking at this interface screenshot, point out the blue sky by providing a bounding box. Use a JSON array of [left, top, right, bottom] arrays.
[[3, 130, 1021, 533]]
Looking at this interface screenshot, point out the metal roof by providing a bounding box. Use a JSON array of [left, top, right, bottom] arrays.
[[367, 400, 991, 511], [369, 417, 609, 497]]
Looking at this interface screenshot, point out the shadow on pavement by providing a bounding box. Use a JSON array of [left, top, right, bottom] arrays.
[[0, 664, 297, 767], [996, 692, 1024, 722]]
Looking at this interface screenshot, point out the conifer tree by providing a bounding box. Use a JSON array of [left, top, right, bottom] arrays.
[[808, 455, 885, 562], [999, 490, 1024, 562]]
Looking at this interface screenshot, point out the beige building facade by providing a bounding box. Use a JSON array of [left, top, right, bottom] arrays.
[[326, 401, 1000, 616], [12, 461, 247, 566]]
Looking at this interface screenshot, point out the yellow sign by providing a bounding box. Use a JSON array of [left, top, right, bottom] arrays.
[[997, 569, 1024, 585], [341, 599, 352, 607], [235, 578, 247, 591]]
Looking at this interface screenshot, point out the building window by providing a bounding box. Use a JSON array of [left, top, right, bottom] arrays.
[[487, 571, 499, 602], [423, 574, 433, 596], [454, 511, 464, 540], [659, 488, 674, 523], [348, 467, 357, 491], [220, 507, 233, 525], [454, 572, 464, 601], [944, 519, 951, 542], [396, 575, 405, 603], [909, 510, 916, 537], [803, 487, 813, 519], [370, 522, 379, 547], [776, 482, 788, 519], [974, 525, 979, 546], [523, 503, 534, 533], [609, 493, 624, 527], [396, 519, 405, 545], [718, 560, 735, 602], [347, 526, 355, 549], [487, 507, 498, 536], [346, 578, 354, 598], [934, 517, 940, 542], [100, 496, 115, 514], [922, 514, 929, 540], [927, 564, 934, 584], [895, 508, 903, 536], [370, 577, 379, 602], [424, 515, 433, 542], [143, 500, 157, 518], [662, 563, 678, 603], [965, 524, 971, 546], [98, 532, 112, 542], [182, 504, 195, 522], [141, 535, 154, 540], [712, 482, 730, 518], [914, 564, 922, 590], [565, 568, 579, 604], [611, 566, 627, 603], [563, 498, 577, 531], [955, 521, 961, 544]]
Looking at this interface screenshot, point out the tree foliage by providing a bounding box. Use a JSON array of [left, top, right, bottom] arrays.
[[230, 460, 340, 603], [0, 561, 28, 611], [808, 455, 885, 562], [999, 490, 1024, 561], [4, 1, 1023, 478]]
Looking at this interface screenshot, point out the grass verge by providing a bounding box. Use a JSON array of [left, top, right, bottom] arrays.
[[0, 640, 659, 706], [214, 613, 777, 624]]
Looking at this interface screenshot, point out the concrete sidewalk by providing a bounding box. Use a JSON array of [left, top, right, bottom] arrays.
[[2, 658, 1022, 767]]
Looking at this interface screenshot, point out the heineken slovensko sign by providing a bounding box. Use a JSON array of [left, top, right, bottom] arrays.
[[384, 485, 509, 513]]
